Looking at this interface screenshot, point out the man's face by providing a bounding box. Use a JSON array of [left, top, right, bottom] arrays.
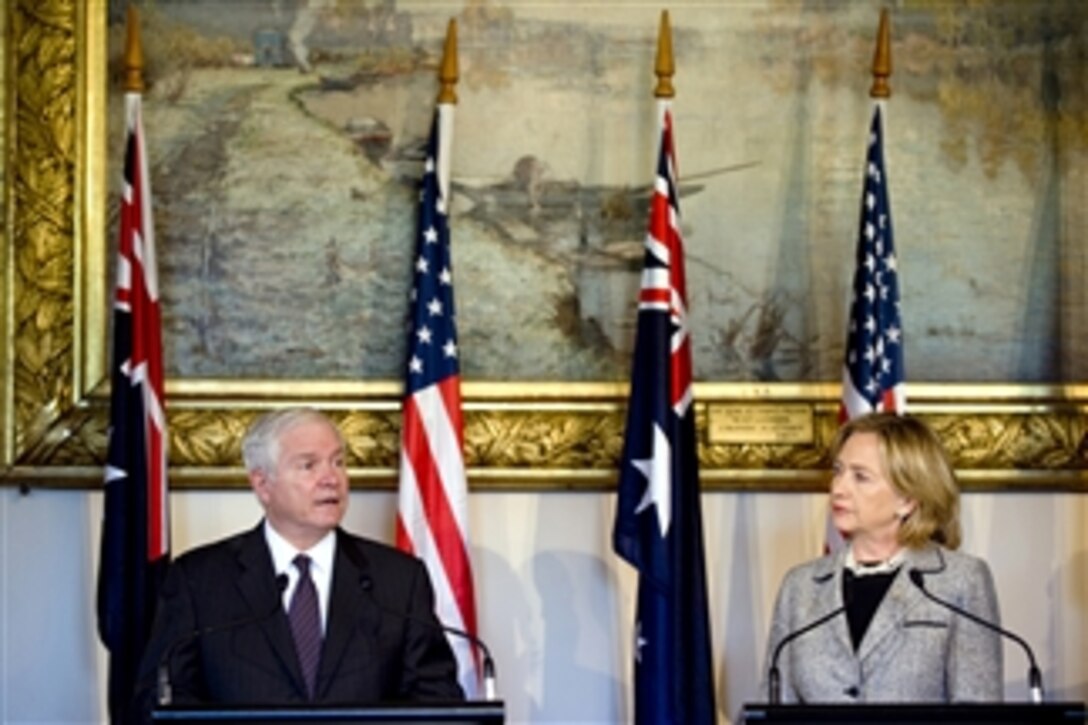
[[251, 417, 349, 550]]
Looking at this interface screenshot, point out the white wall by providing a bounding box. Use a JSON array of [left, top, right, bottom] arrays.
[[1, 486, 1086, 724]]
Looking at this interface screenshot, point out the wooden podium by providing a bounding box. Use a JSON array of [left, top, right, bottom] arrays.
[[740, 702, 1087, 724], [152, 701, 505, 724]]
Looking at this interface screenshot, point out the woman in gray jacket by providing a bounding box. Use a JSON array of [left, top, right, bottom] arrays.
[[763, 413, 1003, 703]]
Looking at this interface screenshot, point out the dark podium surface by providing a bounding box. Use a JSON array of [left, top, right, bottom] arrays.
[[741, 702, 1087, 724], [151, 700, 505, 724]]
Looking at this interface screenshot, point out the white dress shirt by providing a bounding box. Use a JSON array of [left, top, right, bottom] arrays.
[[264, 521, 336, 634]]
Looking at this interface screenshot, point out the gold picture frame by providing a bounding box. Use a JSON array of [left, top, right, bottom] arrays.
[[2, 1, 1086, 492]]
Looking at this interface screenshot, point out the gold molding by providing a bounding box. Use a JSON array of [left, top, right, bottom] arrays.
[[1, 4, 1087, 492]]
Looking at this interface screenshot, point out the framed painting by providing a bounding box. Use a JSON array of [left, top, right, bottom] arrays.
[[2, 0, 1086, 490]]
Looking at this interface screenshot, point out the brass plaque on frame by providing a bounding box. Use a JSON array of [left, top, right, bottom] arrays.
[[708, 404, 814, 445]]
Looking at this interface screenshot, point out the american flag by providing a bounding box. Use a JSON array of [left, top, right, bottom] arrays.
[[96, 85, 170, 722], [841, 104, 904, 421], [396, 105, 480, 697], [612, 104, 716, 724], [827, 104, 904, 551]]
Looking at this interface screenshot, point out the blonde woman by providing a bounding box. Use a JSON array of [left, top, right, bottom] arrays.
[[763, 413, 1003, 703]]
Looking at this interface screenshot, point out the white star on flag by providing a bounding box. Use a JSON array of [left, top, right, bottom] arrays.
[[632, 422, 672, 537]]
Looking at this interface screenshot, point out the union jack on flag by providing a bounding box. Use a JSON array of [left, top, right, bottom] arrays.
[[841, 104, 904, 421], [396, 104, 480, 697]]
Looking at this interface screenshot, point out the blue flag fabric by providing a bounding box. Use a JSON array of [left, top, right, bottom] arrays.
[[613, 105, 716, 725]]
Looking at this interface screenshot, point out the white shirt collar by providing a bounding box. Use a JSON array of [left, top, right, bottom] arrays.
[[263, 521, 336, 575]]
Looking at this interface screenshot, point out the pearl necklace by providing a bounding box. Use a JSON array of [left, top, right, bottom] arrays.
[[844, 547, 905, 577]]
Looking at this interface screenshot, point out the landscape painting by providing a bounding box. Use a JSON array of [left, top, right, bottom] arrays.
[[106, 0, 1087, 383]]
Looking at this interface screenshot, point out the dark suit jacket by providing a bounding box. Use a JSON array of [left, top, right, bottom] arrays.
[[133, 523, 462, 719]]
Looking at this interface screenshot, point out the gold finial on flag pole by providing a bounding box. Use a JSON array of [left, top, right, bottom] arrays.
[[437, 19, 459, 104], [123, 4, 146, 93], [654, 10, 675, 99], [870, 8, 892, 99]]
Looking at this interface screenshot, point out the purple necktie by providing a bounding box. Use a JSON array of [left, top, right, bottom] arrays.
[[288, 554, 321, 699]]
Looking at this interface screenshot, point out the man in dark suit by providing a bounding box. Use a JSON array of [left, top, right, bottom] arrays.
[[132, 408, 462, 718]]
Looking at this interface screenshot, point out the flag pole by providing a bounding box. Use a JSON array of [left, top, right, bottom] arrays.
[[436, 19, 457, 211], [869, 7, 893, 176], [123, 4, 145, 93], [654, 10, 675, 142], [868, 8, 892, 163], [828, 7, 903, 555], [100, 4, 171, 721], [438, 18, 458, 104], [837, 5, 904, 425], [870, 7, 891, 100], [612, 10, 715, 723], [654, 10, 674, 100], [396, 16, 483, 701]]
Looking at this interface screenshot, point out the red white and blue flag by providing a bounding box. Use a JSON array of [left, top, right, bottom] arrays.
[[840, 104, 904, 421], [396, 104, 480, 698], [97, 89, 170, 723], [612, 103, 716, 724], [827, 103, 904, 551]]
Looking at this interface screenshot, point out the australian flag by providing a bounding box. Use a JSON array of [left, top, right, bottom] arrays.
[[97, 89, 170, 723], [841, 104, 905, 421], [613, 105, 716, 724]]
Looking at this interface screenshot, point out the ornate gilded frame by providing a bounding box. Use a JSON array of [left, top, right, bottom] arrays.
[[2, 2, 1086, 491]]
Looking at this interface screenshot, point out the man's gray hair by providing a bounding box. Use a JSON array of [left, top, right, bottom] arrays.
[[241, 407, 342, 475]]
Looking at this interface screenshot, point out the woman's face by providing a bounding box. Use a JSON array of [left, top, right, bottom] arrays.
[[829, 431, 915, 556]]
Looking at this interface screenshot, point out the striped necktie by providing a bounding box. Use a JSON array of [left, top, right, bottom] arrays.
[[288, 554, 322, 699]]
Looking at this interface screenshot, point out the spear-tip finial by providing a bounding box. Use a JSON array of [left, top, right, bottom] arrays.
[[870, 7, 892, 99], [438, 18, 459, 104], [654, 10, 675, 99], [123, 4, 145, 93]]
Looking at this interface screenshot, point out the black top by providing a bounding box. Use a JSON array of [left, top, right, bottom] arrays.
[[843, 567, 900, 650]]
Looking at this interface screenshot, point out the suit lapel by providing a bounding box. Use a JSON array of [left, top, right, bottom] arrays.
[[314, 530, 382, 700], [855, 546, 936, 665], [811, 551, 856, 662], [234, 523, 310, 699]]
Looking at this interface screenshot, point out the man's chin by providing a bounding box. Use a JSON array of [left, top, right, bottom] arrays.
[[311, 507, 345, 527]]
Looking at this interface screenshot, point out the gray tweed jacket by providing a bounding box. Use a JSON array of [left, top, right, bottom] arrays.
[[762, 544, 1004, 703]]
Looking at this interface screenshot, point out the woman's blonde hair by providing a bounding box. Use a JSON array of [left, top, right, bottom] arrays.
[[830, 413, 961, 550]]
